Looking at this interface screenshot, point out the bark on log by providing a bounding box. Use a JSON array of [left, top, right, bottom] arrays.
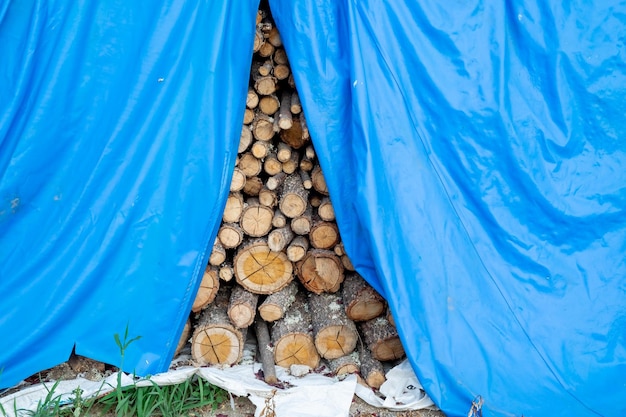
[[290, 92, 302, 114], [359, 316, 405, 361], [296, 249, 345, 294], [266, 172, 287, 191], [277, 91, 293, 130], [255, 318, 278, 385], [258, 281, 298, 322], [192, 287, 244, 365], [276, 141, 292, 163], [271, 293, 320, 369], [234, 240, 294, 294], [279, 173, 308, 218], [342, 273, 385, 322], [308, 292, 358, 359], [267, 226, 295, 252], [228, 284, 259, 328]]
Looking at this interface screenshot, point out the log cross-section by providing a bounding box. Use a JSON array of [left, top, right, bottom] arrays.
[[234, 240, 294, 294]]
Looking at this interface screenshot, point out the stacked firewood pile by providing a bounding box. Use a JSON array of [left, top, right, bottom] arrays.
[[178, 7, 405, 391]]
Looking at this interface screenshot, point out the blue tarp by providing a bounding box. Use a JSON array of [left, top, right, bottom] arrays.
[[2, 1, 626, 416]]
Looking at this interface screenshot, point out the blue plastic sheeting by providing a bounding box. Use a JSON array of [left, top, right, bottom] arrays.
[[270, 1, 626, 416], [0, 0, 258, 388]]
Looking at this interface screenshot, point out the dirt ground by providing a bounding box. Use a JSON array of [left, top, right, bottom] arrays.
[[2, 355, 446, 417]]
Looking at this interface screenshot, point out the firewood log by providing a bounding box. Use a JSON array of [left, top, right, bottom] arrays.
[[329, 352, 360, 377], [271, 293, 320, 369], [253, 73, 277, 96], [290, 92, 301, 114], [266, 26, 282, 47], [296, 249, 345, 294], [234, 240, 294, 294], [300, 170, 312, 190], [252, 113, 275, 141], [359, 344, 386, 389], [192, 266, 220, 313], [308, 292, 358, 359], [209, 240, 226, 266], [342, 254, 356, 271], [359, 316, 405, 361], [273, 47, 288, 65], [258, 40, 275, 58], [342, 273, 385, 322], [259, 94, 280, 115], [239, 152, 263, 177], [240, 199, 273, 237], [253, 28, 264, 53], [266, 172, 287, 191], [239, 109, 255, 125], [262, 151, 283, 176], [271, 210, 287, 228], [174, 318, 191, 357], [280, 119, 307, 149], [258, 60, 273, 77], [255, 318, 278, 384], [251, 139, 272, 159], [290, 206, 312, 236], [277, 91, 293, 130], [219, 263, 234, 282], [242, 176, 263, 196], [317, 197, 335, 221], [218, 223, 244, 249], [299, 156, 314, 172], [230, 167, 247, 192], [273, 63, 290, 81], [311, 165, 329, 195], [279, 173, 308, 218], [192, 287, 244, 365], [309, 218, 339, 250], [281, 150, 300, 175], [276, 141, 292, 163], [258, 280, 298, 322], [286, 236, 309, 262], [258, 186, 278, 208], [228, 284, 259, 328], [247, 87, 259, 109], [267, 226, 295, 252], [223, 192, 244, 223]]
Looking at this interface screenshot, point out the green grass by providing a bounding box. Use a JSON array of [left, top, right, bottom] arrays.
[[1, 326, 227, 417]]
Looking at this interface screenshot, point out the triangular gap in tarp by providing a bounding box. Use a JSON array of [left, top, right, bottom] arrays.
[[0, 0, 260, 389], [270, 1, 626, 416]]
